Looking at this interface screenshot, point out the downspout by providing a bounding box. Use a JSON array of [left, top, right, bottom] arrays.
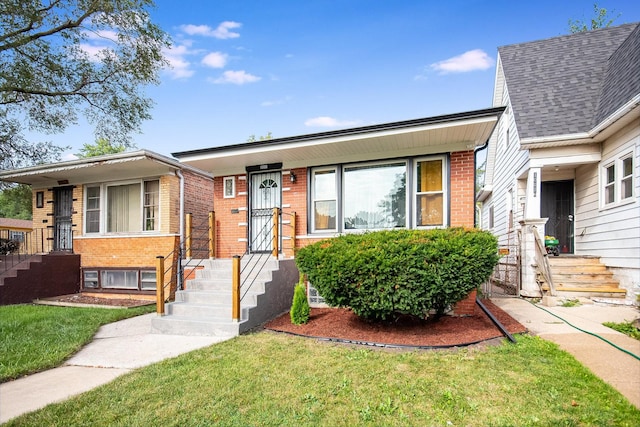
[[176, 170, 185, 290], [474, 140, 489, 228]]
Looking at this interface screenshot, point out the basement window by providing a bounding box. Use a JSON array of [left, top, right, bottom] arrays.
[[81, 268, 156, 291]]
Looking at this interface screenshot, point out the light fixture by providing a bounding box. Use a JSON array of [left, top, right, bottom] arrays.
[[289, 172, 297, 183]]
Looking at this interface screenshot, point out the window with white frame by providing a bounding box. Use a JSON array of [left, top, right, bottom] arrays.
[[85, 179, 160, 234], [602, 153, 634, 207], [310, 156, 447, 233], [415, 158, 445, 227], [311, 168, 337, 232], [344, 162, 406, 230], [83, 269, 156, 291], [223, 176, 235, 198]]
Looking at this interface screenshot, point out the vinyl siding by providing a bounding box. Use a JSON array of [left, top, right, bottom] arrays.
[[574, 122, 640, 269]]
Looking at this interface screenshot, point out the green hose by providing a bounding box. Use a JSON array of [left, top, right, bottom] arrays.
[[526, 299, 640, 362]]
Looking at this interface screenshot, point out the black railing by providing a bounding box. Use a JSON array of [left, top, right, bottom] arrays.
[[0, 228, 72, 275]]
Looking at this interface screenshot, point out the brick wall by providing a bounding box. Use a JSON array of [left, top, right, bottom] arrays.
[[160, 174, 180, 234], [213, 174, 249, 257], [449, 150, 475, 228], [183, 169, 214, 223], [74, 235, 178, 268]]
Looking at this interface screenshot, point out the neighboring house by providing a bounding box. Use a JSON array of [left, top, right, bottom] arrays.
[[0, 218, 33, 253], [173, 107, 503, 302], [478, 23, 640, 300], [0, 150, 213, 299]]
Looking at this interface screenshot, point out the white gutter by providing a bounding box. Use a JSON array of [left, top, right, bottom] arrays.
[[176, 170, 185, 241]]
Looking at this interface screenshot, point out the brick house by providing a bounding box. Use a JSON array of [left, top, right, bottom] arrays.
[[172, 108, 503, 305], [0, 150, 213, 300]]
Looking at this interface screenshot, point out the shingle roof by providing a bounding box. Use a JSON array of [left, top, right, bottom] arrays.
[[0, 218, 32, 230], [498, 23, 639, 140]]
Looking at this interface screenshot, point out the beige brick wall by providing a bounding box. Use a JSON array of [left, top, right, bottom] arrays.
[[74, 235, 179, 268]]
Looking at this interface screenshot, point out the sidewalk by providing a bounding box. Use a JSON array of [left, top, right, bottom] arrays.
[[0, 313, 232, 424], [491, 297, 640, 409]]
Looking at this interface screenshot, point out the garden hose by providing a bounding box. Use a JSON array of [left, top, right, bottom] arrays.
[[526, 300, 640, 362]]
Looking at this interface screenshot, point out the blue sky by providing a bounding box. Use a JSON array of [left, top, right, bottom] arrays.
[[53, 0, 640, 160]]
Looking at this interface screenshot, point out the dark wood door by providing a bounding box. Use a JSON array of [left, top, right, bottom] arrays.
[[541, 180, 574, 254]]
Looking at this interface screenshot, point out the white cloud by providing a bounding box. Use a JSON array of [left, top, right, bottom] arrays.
[[201, 51, 227, 68], [430, 49, 494, 74], [261, 96, 292, 107], [62, 152, 79, 161], [210, 70, 261, 85], [163, 44, 195, 79], [180, 21, 241, 39], [304, 116, 360, 128]]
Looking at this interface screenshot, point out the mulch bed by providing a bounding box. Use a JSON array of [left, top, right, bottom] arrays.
[[265, 299, 527, 348], [36, 294, 153, 308]]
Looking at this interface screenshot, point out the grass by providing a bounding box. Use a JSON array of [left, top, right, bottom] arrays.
[[603, 321, 640, 340], [5, 332, 639, 426], [0, 303, 156, 382]]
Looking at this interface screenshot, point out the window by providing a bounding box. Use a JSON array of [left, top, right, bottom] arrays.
[[86, 186, 100, 233], [344, 162, 406, 230], [604, 163, 615, 205], [415, 158, 445, 227], [602, 153, 634, 207], [143, 180, 159, 231], [85, 179, 159, 234], [36, 191, 44, 208], [311, 168, 337, 232], [81, 269, 156, 291], [223, 177, 235, 198], [310, 157, 448, 233], [621, 156, 633, 200]]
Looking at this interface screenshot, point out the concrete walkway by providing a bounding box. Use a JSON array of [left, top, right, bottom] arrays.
[[0, 313, 231, 424], [492, 297, 640, 409]]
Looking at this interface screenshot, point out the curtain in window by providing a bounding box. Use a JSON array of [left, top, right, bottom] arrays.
[[416, 159, 444, 226], [107, 184, 140, 232]]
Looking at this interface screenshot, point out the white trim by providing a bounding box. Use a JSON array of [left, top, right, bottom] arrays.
[[223, 176, 235, 198]]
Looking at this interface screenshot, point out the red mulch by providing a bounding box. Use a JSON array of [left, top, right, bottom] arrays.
[[265, 299, 527, 348], [39, 294, 153, 308]]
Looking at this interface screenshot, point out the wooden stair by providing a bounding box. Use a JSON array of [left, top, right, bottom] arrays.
[[541, 256, 626, 299]]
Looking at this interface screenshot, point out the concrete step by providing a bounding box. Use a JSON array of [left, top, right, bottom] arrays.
[[151, 315, 242, 337], [186, 278, 267, 294], [175, 289, 259, 306], [166, 301, 252, 320]]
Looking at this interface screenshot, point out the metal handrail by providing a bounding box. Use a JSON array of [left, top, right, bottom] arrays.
[[1, 228, 72, 275]]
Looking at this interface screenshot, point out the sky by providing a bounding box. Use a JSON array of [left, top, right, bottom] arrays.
[[46, 0, 640, 161]]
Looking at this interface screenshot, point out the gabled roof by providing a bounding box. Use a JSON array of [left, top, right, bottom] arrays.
[[0, 150, 212, 187], [499, 23, 639, 142], [173, 107, 505, 176]]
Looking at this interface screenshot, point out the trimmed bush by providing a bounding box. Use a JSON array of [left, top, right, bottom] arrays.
[[295, 228, 498, 321], [290, 278, 310, 325]]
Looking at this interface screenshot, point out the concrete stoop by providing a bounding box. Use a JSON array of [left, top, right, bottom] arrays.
[[151, 257, 298, 337]]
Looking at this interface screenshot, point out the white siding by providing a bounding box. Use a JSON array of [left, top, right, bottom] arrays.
[[481, 81, 529, 250], [574, 122, 640, 270]]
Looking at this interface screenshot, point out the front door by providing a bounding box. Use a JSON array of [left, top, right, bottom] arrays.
[[54, 187, 74, 251], [249, 171, 281, 252], [541, 180, 574, 254]]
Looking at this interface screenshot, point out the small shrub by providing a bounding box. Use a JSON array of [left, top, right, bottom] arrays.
[[295, 228, 498, 322], [603, 321, 640, 340], [290, 278, 310, 325]]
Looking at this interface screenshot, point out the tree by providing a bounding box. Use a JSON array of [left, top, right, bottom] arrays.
[[568, 3, 620, 33], [246, 132, 273, 142], [0, 184, 32, 219], [0, 0, 170, 171], [76, 137, 130, 158]]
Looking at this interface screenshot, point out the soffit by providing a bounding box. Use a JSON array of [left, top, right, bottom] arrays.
[[178, 115, 501, 176]]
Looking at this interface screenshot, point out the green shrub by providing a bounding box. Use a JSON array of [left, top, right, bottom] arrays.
[[295, 228, 498, 321], [290, 277, 311, 325]]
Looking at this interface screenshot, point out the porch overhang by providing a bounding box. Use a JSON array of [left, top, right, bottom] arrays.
[[0, 150, 211, 188], [173, 107, 505, 176]]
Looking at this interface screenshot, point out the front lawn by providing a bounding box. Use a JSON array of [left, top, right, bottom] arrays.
[[0, 303, 155, 382], [5, 332, 639, 426]]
